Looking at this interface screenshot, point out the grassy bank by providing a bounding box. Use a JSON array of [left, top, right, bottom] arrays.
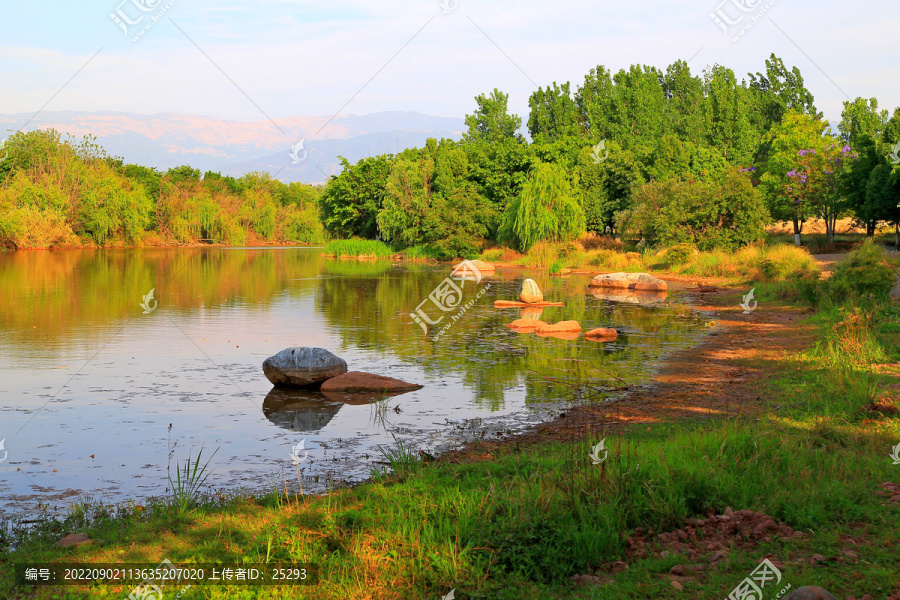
[[481, 237, 821, 283], [2, 245, 899, 599]]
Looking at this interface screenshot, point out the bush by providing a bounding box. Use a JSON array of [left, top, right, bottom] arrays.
[[824, 240, 895, 299], [759, 245, 819, 281], [664, 243, 697, 266]]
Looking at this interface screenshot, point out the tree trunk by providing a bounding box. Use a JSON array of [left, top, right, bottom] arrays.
[[867, 221, 876, 237], [792, 215, 801, 247]]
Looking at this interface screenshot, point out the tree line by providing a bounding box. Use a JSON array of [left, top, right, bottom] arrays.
[[1, 53, 898, 254], [321, 53, 900, 256]]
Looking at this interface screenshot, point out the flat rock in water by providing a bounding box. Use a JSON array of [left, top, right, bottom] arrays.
[[590, 287, 667, 305], [320, 371, 423, 393], [57, 534, 92, 548], [535, 321, 581, 335], [589, 272, 667, 291], [451, 260, 494, 277], [585, 327, 618, 340], [519, 278, 544, 303], [782, 587, 839, 600], [263, 347, 347, 387]]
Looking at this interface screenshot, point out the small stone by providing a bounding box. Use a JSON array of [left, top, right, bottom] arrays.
[[611, 561, 627, 573], [671, 580, 683, 591], [782, 586, 840, 600], [585, 327, 618, 341], [57, 534, 92, 548], [570, 574, 600, 586], [712, 550, 728, 562], [724, 507, 734, 516], [811, 553, 825, 563], [753, 520, 778, 536], [670, 565, 685, 576]]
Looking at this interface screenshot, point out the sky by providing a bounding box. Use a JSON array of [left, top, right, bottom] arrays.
[[1, 0, 899, 133]]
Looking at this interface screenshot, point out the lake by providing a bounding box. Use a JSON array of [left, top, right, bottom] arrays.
[[0, 248, 708, 520]]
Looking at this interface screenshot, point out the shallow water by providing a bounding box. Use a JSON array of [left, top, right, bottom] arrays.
[[0, 248, 707, 519]]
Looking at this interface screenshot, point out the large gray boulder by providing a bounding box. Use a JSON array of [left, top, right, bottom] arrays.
[[263, 347, 347, 387]]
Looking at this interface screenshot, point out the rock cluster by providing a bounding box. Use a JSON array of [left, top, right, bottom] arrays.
[[263, 347, 420, 396], [589, 272, 668, 291]]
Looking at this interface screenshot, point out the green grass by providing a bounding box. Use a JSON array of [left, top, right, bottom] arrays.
[[323, 239, 393, 258]]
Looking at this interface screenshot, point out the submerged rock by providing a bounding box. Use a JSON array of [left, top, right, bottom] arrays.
[[534, 321, 581, 339], [585, 327, 618, 341], [263, 347, 347, 387], [519, 279, 544, 303], [320, 371, 423, 393], [589, 272, 667, 291]]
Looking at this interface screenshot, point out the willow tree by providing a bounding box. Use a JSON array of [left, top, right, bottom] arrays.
[[499, 161, 585, 251]]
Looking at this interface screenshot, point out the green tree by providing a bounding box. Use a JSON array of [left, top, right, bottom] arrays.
[[498, 161, 585, 251], [620, 168, 768, 250], [464, 89, 523, 143], [527, 82, 583, 142], [320, 154, 392, 239], [703, 64, 754, 164]]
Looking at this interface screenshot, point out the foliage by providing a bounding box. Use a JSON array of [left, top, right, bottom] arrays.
[[324, 239, 392, 258], [377, 139, 490, 260], [823, 240, 896, 300], [621, 168, 769, 250], [464, 88, 524, 143], [320, 154, 392, 239], [498, 161, 586, 252]]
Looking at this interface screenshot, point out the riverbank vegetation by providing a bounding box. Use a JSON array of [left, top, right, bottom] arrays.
[[0, 130, 325, 250], [2, 242, 898, 599]]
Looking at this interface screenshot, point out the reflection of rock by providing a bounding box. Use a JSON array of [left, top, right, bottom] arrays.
[[320, 371, 423, 393], [535, 330, 581, 340], [507, 319, 543, 332], [519, 279, 543, 303], [520, 306, 544, 320], [590, 287, 668, 305], [589, 272, 667, 291], [494, 300, 563, 308], [263, 347, 347, 387], [534, 321, 581, 337], [263, 388, 343, 432], [585, 327, 618, 341]]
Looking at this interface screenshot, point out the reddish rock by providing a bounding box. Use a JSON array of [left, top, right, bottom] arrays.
[[782, 586, 839, 600], [507, 319, 543, 332], [752, 520, 778, 536], [451, 259, 494, 277], [671, 580, 683, 591], [57, 534, 92, 548], [611, 561, 627, 573], [319, 372, 423, 393], [670, 565, 685, 576], [585, 327, 618, 341], [534, 321, 581, 334]]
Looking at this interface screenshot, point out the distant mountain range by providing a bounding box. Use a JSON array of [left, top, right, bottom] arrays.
[[0, 110, 465, 184]]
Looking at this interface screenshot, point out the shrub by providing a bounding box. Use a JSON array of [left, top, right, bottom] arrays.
[[824, 240, 895, 299], [325, 239, 393, 258]]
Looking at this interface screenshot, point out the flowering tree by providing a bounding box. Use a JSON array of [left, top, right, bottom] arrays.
[[759, 112, 846, 246]]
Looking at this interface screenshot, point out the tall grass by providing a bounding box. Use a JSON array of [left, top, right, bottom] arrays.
[[168, 447, 218, 516], [324, 239, 393, 258]]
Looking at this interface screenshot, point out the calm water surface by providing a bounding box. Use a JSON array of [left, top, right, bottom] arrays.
[[0, 248, 708, 519]]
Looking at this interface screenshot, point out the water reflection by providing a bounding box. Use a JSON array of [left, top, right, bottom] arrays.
[[262, 388, 344, 432], [589, 288, 668, 305]]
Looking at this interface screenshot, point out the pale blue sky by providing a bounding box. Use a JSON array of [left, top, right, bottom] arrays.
[[1, 0, 898, 129]]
